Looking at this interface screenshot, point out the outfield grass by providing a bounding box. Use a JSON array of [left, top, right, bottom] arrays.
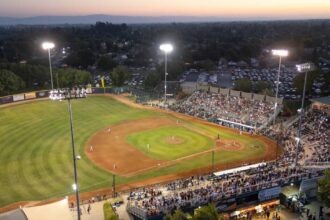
[[0, 96, 267, 207], [126, 126, 214, 160]]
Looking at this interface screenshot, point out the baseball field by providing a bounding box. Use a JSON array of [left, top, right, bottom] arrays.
[[0, 95, 277, 209]]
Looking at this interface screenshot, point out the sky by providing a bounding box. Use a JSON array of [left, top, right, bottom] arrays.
[[0, 0, 330, 19]]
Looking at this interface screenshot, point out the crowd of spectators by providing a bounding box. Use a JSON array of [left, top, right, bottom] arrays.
[[293, 110, 330, 163], [170, 90, 274, 127], [127, 162, 324, 217]]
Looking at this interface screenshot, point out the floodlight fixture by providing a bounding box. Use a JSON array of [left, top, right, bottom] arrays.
[[272, 49, 288, 57], [159, 43, 173, 53], [159, 43, 174, 106], [49, 87, 86, 220], [272, 49, 289, 125], [294, 62, 315, 167], [42, 42, 55, 50], [42, 42, 55, 90], [296, 63, 315, 73]]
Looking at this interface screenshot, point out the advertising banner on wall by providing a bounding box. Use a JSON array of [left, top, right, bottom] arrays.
[[258, 186, 281, 202], [13, 94, 25, 102], [24, 92, 36, 100], [0, 96, 13, 104]]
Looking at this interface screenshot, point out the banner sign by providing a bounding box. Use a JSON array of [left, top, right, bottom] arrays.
[[24, 92, 36, 100], [13, 94, 25, 102], [0, 96, 13, 104], [258, 186, 281, 202]]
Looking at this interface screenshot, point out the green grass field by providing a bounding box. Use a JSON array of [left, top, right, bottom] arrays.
[[0, 96, 267, 207], [127, 126, 214, 160]]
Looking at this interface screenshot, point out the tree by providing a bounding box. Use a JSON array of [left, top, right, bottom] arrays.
[[318, 170, 330, 207], [97, 55, 117, 71], [110, 66, 130, 86], [293, 70, 320, 95], [57, 68, 91, 87], [200, 59, 216, 71], [234, 78, 252, 92], [143, 72, 161, 89], [0, 69, 25, 95], [64, 49, 95, 68], [164, 210, 188, 220], [193, 204, 224, 220], [157, 60, 185, 81], [254, 81, 272, 94], [0, 63, 48, 88]]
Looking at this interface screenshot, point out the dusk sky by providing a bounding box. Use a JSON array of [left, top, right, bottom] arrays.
[[1, 0, 330, 19]]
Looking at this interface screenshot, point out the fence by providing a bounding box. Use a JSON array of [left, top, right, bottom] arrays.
[[0, 90, 50, 105], [0, 87, 133, 106]]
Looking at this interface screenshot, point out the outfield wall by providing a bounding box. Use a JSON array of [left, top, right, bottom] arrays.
[[0, 87, 131, 106], [0, 90, 49, 105]]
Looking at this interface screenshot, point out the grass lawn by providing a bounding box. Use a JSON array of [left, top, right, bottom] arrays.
[[0, 95, 268, 207], [126, 126, 214, 160]]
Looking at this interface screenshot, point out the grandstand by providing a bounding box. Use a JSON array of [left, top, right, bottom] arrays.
[[170, 90, 279, 130]]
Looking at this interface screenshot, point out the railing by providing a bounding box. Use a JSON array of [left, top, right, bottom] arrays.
[[126, 202, 148, 220], [304, 161, 330, 168]]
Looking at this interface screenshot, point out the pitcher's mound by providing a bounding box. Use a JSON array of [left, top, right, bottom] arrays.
[[165, 136, 184, 145]]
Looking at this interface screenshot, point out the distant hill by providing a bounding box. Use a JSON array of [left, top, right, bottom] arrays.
[[0, 14, 282, 26]]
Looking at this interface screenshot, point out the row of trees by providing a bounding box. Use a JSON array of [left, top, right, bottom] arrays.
[[0, 63, 92, 95], [1, 20, 329, 69]]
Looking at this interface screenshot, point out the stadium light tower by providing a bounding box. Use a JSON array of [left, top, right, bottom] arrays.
[[159, 43, 173, 107], [294, 62, 315, 167], [49, 88, 87, 220], [42, 42, 55, 90], [272, 49, 288, 125]]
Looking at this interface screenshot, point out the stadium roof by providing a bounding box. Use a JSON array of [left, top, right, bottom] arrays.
[[22, 198, 72, 220], [0, 209, 27, 220], [310, 97, 330, 106]]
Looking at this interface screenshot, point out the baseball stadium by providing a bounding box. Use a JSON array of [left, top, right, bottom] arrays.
[[0, 87, 328, 220], [0, 90, 275, 200]]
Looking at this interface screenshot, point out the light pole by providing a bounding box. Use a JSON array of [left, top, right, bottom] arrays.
[[159, 43, 173, 107], [50, 88, 87, 220], [272, 49, 288, 125], [42, 42, 55, 90], [294, 63, 314, 167]]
